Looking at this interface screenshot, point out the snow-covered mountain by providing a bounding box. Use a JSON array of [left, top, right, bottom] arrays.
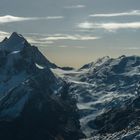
[[1, 32, 140, 140], [0, 32, 58, 69], [0, 32, 84, 140], [53, 55, 140, 139]]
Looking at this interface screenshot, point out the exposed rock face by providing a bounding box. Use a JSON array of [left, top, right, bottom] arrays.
[[0, 32, 84, 140]]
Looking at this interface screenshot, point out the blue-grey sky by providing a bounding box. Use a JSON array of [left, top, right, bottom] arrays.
[[0, 0, 140, 67]]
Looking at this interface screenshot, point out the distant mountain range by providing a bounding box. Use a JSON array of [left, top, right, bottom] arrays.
[[66, 55, 140, 139], [0, 32, 140, 140], [53, 52, 140, 139]]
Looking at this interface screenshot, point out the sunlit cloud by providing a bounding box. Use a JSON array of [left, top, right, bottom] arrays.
[[121, 47, 140, 50], [40, 34, 100, 41], [0, 15, 64, 24], [109, 47, 140, 50], [78, 22, 94, 29], [46, 16, 64, 19], [0, 31, 10, 36], [89, 10, 140, 17], [0, 31, 99, 48], [0, 15, 33, 23], [0, 31, 10, 40], [64, 5, 85, 9], [0, 31, 53, 46], [57, 45, 68, 48], [27, 37, 54, 46], [78, 21, 140, 31], [74, 46, 85, 49], [58, 45, 86, 49]]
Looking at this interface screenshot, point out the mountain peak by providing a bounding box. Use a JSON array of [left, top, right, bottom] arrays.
[[8, 32, 25, 44], [0, 32, 28, 52], [10, 32, 23, 39], [80, 56, 110, 70]]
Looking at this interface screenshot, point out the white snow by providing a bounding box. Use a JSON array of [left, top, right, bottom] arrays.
[[51, 68, 89, 77], [52, 58, 140, 138], [35, 63, 45, 69], [10, 50, 21, 54]]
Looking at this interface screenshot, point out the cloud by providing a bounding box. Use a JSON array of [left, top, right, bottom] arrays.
[[0, 15, 37, 23], [0, 31, 53, 46], [0, 31, 100, 48], [27, 37, 54, 46], [122, 47, 140, 50], [58, 45, 86, 49], [64, 5, 85, 9], [46, 16, 64, 19], [0, 31, 10, 41], [57, 45, 68, 48], [55, 45, 86, 49], [0, 31, 10, 36], [40, 34, 100, 41], [89, 10, 140, 17], [0, 15, 64, 24], [109, 47, 140, 50], [78, 22, 94, 29], [74, 46, 85, 49], [78, 21, 140, 31]]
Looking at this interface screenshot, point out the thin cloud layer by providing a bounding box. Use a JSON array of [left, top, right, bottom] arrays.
[[0, 15, 37, 23], [46, 16, 64, 19], [0, 31, 9, 36], [57, 45, 86, 49], [78, 22, 94, 29], [0, 31, 10, 40], [0, 31, 100, 48], [78, 21, 140, 31], [27, 37, 53, 46], [0, 15, 64, 24], [89, 10, 140, 17], [0, 31, 53, 46], [40, 34, 100, 41], [110, 47, 140, 50], [64, 5, 85, 9]]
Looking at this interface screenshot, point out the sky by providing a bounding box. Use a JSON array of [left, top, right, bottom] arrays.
[[0, 0, 140, 68]]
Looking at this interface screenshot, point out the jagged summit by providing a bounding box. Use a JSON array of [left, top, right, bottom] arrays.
[[0, 32, 28, 52], [80, 55, 140, 71], [78, 55, 140, 84], [0, 32, 57, 68], [9, 32, 24, 40], [8, 32, 25, 43], [80, 56, 110, 70]]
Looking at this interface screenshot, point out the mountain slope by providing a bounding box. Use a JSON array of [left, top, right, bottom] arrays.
[[0, 32, 84, 140], [52, 55, 140, 139], [0, 32, 58, 69]]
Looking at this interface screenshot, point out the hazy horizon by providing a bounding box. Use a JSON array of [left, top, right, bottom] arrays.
[[0, 0, 140, 68]]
